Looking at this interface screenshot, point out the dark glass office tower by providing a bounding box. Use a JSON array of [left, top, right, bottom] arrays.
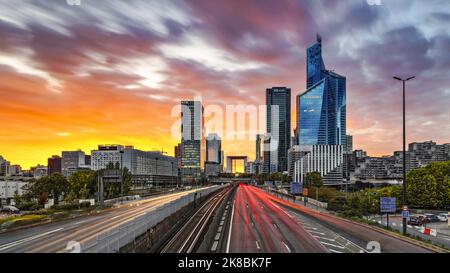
[[266, 87, 291, 172], [298, 35, 346, 147], [181, 100, 204, 180]]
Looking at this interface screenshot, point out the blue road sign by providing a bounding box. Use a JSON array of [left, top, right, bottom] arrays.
[[290, 182, 302, 195], [380, 197, 396, 213], [401, 210, 410, 219]]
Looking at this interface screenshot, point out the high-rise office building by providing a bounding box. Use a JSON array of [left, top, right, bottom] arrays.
[[294, 35, 347, 185], [255, 134, 263, 163], [47, 155, 62, 175], [298, 35, 346, 147], [346, 135, 353, 154], [266, 87, 291, 172], [206, 133, 221, 164], [181, 101, 204, 180]]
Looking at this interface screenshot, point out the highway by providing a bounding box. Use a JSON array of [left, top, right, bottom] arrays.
[[160, 187, 232, 253], [227, 184, 328, 253], [248, 186, 434, 253], [0, 188, 207, 253]]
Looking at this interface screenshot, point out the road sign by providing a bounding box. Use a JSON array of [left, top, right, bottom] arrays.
[[380, 197, 396, 213], [290, 182, 302, 195], [401, 210, 410, 219]]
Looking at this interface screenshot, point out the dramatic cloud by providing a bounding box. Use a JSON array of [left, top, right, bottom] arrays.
[[0, 0, 449, 168]]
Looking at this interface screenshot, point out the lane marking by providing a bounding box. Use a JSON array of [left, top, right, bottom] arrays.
[[0, 228, 64, 252], [329, 249, 343, 253], [225, 200, 235, 253], [307, 230, 326, 236], [313, 235, 336, 242], [303, 226, 318, 230], [282, 241, 291, 253], [255, 241, 261, 250], [320, 241, 346, 249]]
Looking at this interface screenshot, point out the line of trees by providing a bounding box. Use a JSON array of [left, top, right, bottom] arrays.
[[14, 162, 133, 210], [321, 161, 450, 216]]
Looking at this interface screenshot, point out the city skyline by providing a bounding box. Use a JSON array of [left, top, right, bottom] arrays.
[[1, 1, 450, 169]]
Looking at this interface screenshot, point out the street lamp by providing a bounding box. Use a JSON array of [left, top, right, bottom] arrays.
[[393, 75, 415, 236]]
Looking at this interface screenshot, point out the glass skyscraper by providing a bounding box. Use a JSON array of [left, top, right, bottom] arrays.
[[297, 35, 346, 147], [181, 100, 204, 180], [266, 87, 291, 172]]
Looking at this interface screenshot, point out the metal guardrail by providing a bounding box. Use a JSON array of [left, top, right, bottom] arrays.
[[79, 185, 225, 253]]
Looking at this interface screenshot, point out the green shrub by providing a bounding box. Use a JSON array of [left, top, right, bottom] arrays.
[[51, 203, 79, 211]]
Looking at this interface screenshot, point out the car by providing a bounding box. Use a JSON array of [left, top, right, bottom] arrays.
[[437, 213, 448, 222], [0, 205, 20, 214], [407, 216, 424, 226], [424, 213, 440, 223]]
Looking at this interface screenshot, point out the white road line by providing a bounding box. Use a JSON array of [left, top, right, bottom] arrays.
[[307, 230, 326, 236], [329, 249, 343, 253], [0, 228, 64, 252], [255, 241, 261, 249], [225, 200, 235, 253], [110, 215, 121, 220], [304, 226, 318, 230], [282, 241, 291, 253], [320, 241, 346, 250], [312, 235, 336, 242]]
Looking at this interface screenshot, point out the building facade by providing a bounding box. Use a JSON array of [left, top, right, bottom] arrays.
[[47, 155, 62, 175], [91, 145, 178, 188], [181, 101, 204, 180], [62, 150, 89, 177], [297, 35, 346, 147], [266, 87, 291, 172], [294, 35, 346, 185], [294, 145, 344, 185]]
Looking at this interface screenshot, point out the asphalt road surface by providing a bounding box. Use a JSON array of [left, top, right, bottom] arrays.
[[227, 184, 328, 253], [258, 186, 435, 253], [0, 189, 205, 253]]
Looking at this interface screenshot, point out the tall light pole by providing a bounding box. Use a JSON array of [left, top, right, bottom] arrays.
[[393, 75, 415, 236]]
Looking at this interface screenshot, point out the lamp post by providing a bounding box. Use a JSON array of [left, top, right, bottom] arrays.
[[393, 75, 415, 235]]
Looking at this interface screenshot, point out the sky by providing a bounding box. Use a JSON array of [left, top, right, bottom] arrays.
[[0, 0, 449, 169]]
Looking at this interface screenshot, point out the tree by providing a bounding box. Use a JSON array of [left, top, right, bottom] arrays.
[[48, 173, 69, 204], [407, 161, 450, 209], [304, 172, 323, 188], [68, 170, 97, 200]]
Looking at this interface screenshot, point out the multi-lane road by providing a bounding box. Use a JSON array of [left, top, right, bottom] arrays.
[[226, 184, 438, 253], [0, 189, 205, 253], [227, 184, 327, 253], [0, 183, 444, 253]]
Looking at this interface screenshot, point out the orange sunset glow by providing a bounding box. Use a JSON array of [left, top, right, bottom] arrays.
[[1, 1, 449, 169]]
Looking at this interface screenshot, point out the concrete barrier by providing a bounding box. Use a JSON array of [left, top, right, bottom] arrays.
[[80, 185, 225, 253]]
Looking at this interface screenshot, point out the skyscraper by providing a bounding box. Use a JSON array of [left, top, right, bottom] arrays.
[[206, 133, 221, 164], [295, 35, 347, 185], [298, 35, 346, 147], [346, 135, 353, 154], [181, 100, 204, 180], [255, 134, 264, 163], [266, 87, 291, 172]]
